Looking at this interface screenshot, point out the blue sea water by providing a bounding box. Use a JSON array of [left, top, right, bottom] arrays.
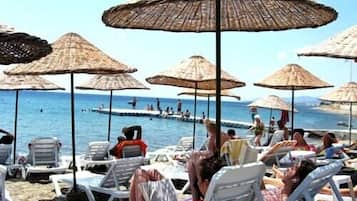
[[0, 91, 355, 155]]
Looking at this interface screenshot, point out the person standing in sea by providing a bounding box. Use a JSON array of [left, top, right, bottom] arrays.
[[177, 99, 182, 114], [132, 97, 137, 109], [156, 98, 161, 112]]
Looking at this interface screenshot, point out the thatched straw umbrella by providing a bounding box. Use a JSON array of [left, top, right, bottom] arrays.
[[76, 74, 148, 141], [320, 82, 357, 144], [0, 24, 52, 64], [146, 55, 245, 149], [178, 89, 240, 119], [4, 32, 136, 194], [0, 74, 64, 164], [254, 64, 332, 135], [102, 0, 337, 151], [298, 25, 357, 60], [248, 95, 297, 132]]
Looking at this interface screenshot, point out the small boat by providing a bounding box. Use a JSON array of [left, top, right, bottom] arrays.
[[337, 121, 349, 127]]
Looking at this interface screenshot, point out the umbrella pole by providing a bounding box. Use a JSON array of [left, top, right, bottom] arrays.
[[349, 102, 353, 145], [268, 108, 272, 133], [107, 90, 113, 141], [291, 89, 295, 139], [13, 90, 19, 164], [207, 96, 210, 137], [215, 0, 222, 153], [193, 84, 197, 149], [70, 73, 77, 190], [207, 96, 210, 119]]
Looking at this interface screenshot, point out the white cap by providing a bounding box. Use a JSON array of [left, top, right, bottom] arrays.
[[254, 114, 260, 119]]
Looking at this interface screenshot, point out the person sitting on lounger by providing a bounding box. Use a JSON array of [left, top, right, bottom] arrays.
[[262, 160, 317, 201], [122, 125, 142, 140], [316, 132, 346, 159], [0, 128, 14, 144], [293, 128, 316, 151]]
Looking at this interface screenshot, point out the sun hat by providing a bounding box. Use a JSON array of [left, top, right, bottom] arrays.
[[254, 114, 260, 119]]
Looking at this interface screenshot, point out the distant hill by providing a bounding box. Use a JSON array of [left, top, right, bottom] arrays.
[[283, 96, 320, 105]]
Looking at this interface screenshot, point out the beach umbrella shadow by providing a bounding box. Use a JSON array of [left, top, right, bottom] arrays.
[[76, 73, 149, 141], [102, 0, 337, 151]]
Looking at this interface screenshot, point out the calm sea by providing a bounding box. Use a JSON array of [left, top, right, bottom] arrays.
[[0, 91, 355, 155]]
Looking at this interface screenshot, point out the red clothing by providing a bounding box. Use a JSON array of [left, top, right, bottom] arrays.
[[114, 140, 147, 158]]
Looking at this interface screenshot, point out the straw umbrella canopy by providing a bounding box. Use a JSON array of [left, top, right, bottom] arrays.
[[320, 82, 357, 144], [0, 24, 52, 65], [248, 95, 297, 132], [254, 64, 333, 135], [178, 89, 240, 119], [76, 74, 149, 141], [298, 25, 357, 60], [0, 74, 64, 164], [4, 32, 136, 192], [102, 0, 337, 152], [146, 55, 245, 149]]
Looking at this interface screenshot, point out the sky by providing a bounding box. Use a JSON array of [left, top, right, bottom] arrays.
[[0, 0, 356, 101]]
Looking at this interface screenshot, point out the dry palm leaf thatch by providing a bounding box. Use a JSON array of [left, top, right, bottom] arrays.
[[0, 74, 63, 90], [0, 24, 52, 65], [178, 89, 240, 100], [298, 25, 357, 60], [248, 95, 297, 112], [254, 64, 332, 90], [146, 55, 245, 89], [76, 74, 148, 91], [4, 32, 136, 75], [320, 82, 357, 103], [102, 0, 337, 32]]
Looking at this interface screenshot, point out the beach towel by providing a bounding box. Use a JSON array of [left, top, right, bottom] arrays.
[[220, 139, 247, 165], [280, 110, 289, 126]]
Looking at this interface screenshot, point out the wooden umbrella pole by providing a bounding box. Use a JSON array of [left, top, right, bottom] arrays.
[[291, 88, 295, 139], [349, 102, 353, 145], [107, 90, 113, 141], [13, 90, 19, 164], [215, 0, 221, 152], [193, 84, 197, 149], [70, 73, 77, 190]]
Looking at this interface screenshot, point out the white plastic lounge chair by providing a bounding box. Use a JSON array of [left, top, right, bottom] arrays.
[[221, 139, 258, 166], [0, 144, 12, 165], [0, 165, 13, 201], [55, 156, 146, 201], [287, 161, 344, 201], [139, 178, 178, 201], [78, 141, 113, 170], [204, 161, 266, 201], [258, 140, 296, 167], [23, 137, 67, 180]]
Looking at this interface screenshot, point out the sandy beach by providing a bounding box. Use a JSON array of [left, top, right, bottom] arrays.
[[6, 179, 58, 201]]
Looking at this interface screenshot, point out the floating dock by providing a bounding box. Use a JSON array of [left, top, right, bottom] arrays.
[[92, 108, 252, 129]]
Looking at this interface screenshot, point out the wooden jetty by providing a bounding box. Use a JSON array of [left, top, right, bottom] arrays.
[[91, 108, 252, 129]]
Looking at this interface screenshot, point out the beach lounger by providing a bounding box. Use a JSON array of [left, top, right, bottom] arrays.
[[204, 161, 266, 201], [258, 140, 296, 167], [287, 161, 344, 201], [0, 165, 13, 201], [23, 137, 67, 180], [0, 144, 12, 165], [77, 141, 114, 170], [55, 156, 146, 201], [220, 139, 258, 166]]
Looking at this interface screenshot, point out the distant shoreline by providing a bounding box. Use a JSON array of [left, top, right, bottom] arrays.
[[316, 104, 357, 116]]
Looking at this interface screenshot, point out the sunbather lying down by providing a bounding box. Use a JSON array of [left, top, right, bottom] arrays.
[[270, 162, 357, 198]]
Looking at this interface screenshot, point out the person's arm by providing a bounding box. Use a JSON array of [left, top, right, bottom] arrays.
[[132, 125, 142, 140], [0, 128, 11, 135]]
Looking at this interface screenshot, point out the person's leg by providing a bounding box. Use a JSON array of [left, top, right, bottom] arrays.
[[130, 169, 164, 201]]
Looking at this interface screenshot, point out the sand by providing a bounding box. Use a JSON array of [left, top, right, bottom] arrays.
[[6, 179, 59, 201]]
